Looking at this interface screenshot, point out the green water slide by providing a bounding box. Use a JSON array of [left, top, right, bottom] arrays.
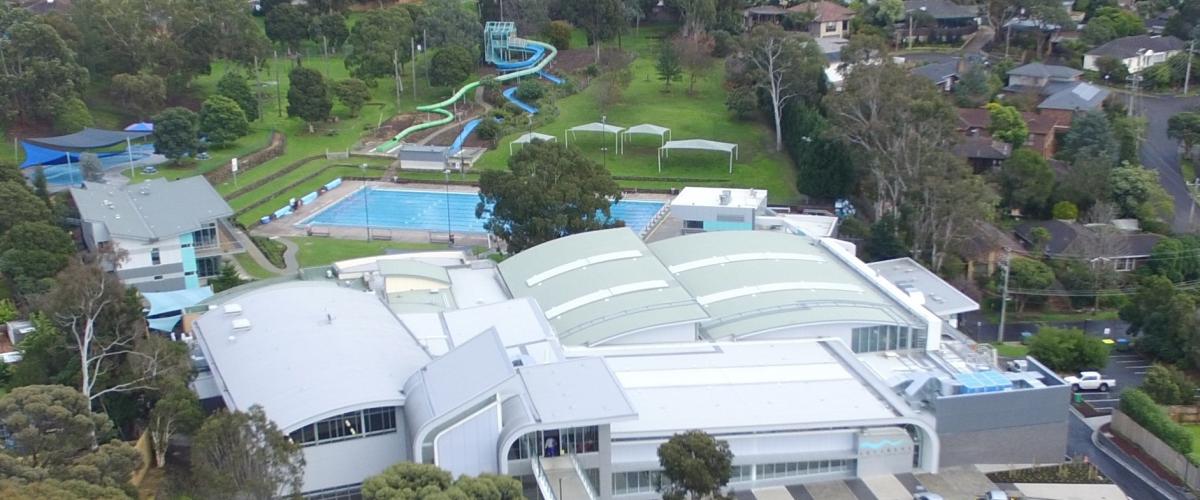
[[374, 39, 558, 153]]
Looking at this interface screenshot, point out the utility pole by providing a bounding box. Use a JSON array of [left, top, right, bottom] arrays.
[[998, 247, 1012, 344], [393, 49, 402, 105], [1189, 177, 1200, 229], [411, 37, 418, 99], [1127, 73, 1142, 117], [1186, 27, 1200, 95]]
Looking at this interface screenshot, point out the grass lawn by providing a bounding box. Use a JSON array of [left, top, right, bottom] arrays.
[[1186, 425, 1200, 463], [984, 309, 1121, 324], [993, 342, 1029, 358], [251, 236, 287, 269], [233, 253, 278, 280], [1184, 160, 1196, 187], [474, 26, 800, 204], [230, 161, 388, 226], [293, 237, 443, 268]]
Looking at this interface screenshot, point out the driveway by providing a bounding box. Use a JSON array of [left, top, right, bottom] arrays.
[[1074, 351, 1151, 413], [1134, 94, 1200, 233], [1067, 410, 1174, 500]]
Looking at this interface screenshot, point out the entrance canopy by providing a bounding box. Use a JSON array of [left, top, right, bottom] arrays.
[[623, 124, 672, 146], [658, 139, 740, 174], [20, 141, 121, 168], [25, 127, 150, 151], [509, 132, 557, 155], [565, 122, 624, 154], [144, 286, 214, 332]]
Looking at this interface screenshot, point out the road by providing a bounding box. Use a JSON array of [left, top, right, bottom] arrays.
[[1075, 351, 1151, 413], [1134, 94, 1200, 234], [1068, 410, 1175, 500]]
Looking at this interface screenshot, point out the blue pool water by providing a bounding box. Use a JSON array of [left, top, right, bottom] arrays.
[[43, 143, 157, 185], [303, 188, 665, 234]]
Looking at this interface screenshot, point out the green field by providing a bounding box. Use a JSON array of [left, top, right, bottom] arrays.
[[233, 252, 278, 280], [293, 237, 443, 268], [475, 26, 799, 203], [993, 342, 1030, 358], [1186, 425, 1200, 463]]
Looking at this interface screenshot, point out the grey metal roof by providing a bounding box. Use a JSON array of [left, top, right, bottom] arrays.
[[1086, 35, 1185, 59], [953, 136, 1012, 160], [516, 357, 638, 425], [911, 60, 960, 84], [498, 228, 708, 346], [403, 331, 515, 432], [378, 259, 450, 283], [193, 281, 432, 431], [71, 177, 233, 242], [1006, 62, 1082, 80], [904, 0, 978, 19], [648, 231, 918, 340], [867, 258, 979, 317], [1038, 82, 1108, 111]]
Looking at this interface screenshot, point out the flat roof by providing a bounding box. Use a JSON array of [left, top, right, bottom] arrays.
[[498, 228, 708, 346], [670, 187, 767, 211], [194, 281, 431, 430], [648, 231, 917, 340], [868, 257, 979, 316], [585, 339, 904, 438], [71, 177, 233, 241]]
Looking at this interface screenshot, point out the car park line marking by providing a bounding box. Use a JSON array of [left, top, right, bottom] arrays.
[[1134, 371, 1147, 375], [1082, 398, 1120, 403], [1117, 359, 1146, 363], [1109, 354, 1140, 358], [1124, 365, 1152, 369]]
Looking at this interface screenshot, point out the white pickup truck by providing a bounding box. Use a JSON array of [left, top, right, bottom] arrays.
[[1064, 371, 1115, 392]]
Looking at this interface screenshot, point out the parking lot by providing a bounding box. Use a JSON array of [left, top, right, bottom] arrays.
[[1075, 351, 1151, 413]]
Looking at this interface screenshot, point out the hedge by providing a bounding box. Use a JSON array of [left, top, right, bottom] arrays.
[[1119, 388, 1193, 455]]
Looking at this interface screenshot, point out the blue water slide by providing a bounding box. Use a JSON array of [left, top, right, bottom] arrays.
[[493, 43, 545, 71], [502, 87, 538, 114], [538, 70, 564, 85], [448, 118, 483, 155]]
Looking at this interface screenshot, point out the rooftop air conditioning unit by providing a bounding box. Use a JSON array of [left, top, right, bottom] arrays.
[[231, 318, 252, 331], [223, 304, 243, 315]]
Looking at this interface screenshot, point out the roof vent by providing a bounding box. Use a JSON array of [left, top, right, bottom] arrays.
[[231, 318, 252, 331], [719, 190, 731, 206], [223, 304, 243, 315]]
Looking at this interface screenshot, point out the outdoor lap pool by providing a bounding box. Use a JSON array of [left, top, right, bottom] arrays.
[[301, 188, 666, 235]]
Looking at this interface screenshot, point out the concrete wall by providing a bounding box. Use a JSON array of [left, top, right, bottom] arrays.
[[1111, 410, 1200, 491], [435, 401, 501, 477], [933, 382, 1070, 466], [300, 409, 409, 493]]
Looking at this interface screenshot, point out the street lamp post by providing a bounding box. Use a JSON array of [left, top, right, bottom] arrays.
[[361, 163, 371, 241], [443, 169, 454, 247]]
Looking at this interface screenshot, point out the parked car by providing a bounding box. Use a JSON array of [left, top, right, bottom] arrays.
[[1005, 359, 1029, 372], [913, 493, 944, 500], [141, 165, 158, 174], [981, 490, 1009, 500], [1064, 371, 1115, 392]]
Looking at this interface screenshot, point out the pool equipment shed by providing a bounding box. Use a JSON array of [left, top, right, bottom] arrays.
[[622, 123, 672, 146], [565, 122, 625, 154], [658, 139, 739, 174], [508, 132, 557, 155]]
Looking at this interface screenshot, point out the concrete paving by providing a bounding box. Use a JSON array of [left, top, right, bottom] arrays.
[[750, 486, 795, 500], [801, 480, 858, 500], [914, 466, 998, 500], [1015, 482, 1128, 500], [862, 475, 910, 499]]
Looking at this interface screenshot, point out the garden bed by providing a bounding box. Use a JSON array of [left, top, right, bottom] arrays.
[[985, 462, 1110, 484], [250, 236, 286, 269], [1104, 423, 1186, 487]]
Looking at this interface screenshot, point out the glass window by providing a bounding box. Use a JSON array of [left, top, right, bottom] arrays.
[[825, 22, 837, 32], [684, 220, 704, 229], [288, 407, 396, 448], [151, 248, 161, 265]]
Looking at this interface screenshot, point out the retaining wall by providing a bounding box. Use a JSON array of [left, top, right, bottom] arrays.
[[1111, 409, 1200, 489]]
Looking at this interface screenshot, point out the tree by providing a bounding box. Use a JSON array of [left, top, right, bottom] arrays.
[[657, 430, 733, 499], [344, 7, 414, 86], [288, 66, 333, 132], [1095, 55, 1130, 82], [1059, 111, 1116, 164], [207, 263, 247, 293], [0, 385, 111, 468], [0, 478, 129, 500], [656, 41, 684, 92], [53, 97, 93, 134], [1141, 364, 1197, 406], [0, 12, 89, 127], [1147, 237, 1187, 282], [741, 25, 825, 152], [428, 46, 475, 88], [191, 406, 304, 499], [669, 0, 717, 38], [265, 4, 310, 53], [1109, 164, 1173, 223], [1082, 7, 1145, 44], [999, 149, 1053, 213], [784, 105, 856, 199], [544, 20, 573, 50], [79, 153, 103, 183], [198, 95, 250, 148], [987, 102, 1029, 148], [109, 73, 165, 120], [1111, 114, 1144, 166], [1052, 200, 1079, 220], [311, 13, 350, 52], [152, 107, 199, 162], [515, 80, 546, 102], [476, 141, 624, 253], [1004, 257, 1055, 311], [562, 0, 624, 60], [216, 72, 260, 122], [362, 462, 522, 500], [674, 34, 715, 95], [0, 222, 75, 296], [1121, 275, 1200, 364], [148, 385, 202, 468], [419, 0, 482, 52], [955, 65, 999, 107], [1168, 112, 1200, 163], [1028, 327, 1109, 372], [0, 182, 51, 234], [596, 68, 634, 112], [333, 78, 371, 118]]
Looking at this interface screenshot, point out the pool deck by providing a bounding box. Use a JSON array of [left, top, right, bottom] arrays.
[[251, 180, 673, 246]]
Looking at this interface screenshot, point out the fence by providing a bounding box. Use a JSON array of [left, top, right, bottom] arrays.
[[1167, 405, 1200, 425], [130, 430, 153, 486], [1111, 409, 1200, 489], [203, 130, 286, 185]]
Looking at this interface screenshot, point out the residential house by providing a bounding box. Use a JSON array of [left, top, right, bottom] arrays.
[[953, 136, 1012, 172], [742, 4, 790, 28], [789, 1, 856, 38], [1014, 219, 1162, 271], [1084, 35, 1185, 73], [900, 0, 980, 44], [70, 177, 241, 292], [1005, 62, 1082, 90], [961, 221, 1026, 278], [1036, 82, 1109, 119], [956, 107, 1070, 159], [911, 59, 964, 91]]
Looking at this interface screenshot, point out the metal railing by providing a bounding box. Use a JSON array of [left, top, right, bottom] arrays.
[[530, 455, 558, 500], [569, 453, 599, 500]]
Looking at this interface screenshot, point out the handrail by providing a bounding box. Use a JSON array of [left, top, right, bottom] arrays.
[[569, 453, 599, 500], [530, 455, 558, 500]]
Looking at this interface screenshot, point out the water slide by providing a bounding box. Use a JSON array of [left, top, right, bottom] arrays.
[[501, 87, 539, 114], [448, 118, 483, 155], [537, 70, 564, 85], [374, 38, 558, 153]]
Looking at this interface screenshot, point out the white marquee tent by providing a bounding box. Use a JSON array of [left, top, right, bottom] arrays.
[[508, 132, 557, 155], [622, 124, 672, 147], [658, 139, 739, 173], [565, 122, 624, 154]]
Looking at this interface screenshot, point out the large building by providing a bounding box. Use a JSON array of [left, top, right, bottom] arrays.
[[188, 228, 1068, 500], [71, 177, 238, 292]]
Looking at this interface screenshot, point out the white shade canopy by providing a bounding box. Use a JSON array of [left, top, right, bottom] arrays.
[[623, 124, 672, 146], [508, 132, 557, 155], [658, 139, 740, 173], [565, 122, 625, 154]]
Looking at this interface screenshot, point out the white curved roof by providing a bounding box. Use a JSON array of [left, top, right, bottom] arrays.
[[568, 122, 625, 134], [193, 281, 431, 430], [661, 139, 737, 153], [512, 132, 557, 144], [625, 124, 670, 136]]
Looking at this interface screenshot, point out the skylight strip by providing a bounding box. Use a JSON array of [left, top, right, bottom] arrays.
[[668, 252, 824, 274], [544, 280, 669, 318], [525, 250, 643, 287], [696, 282, 862, 306]]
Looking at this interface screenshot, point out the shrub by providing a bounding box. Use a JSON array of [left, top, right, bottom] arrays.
[[1119, 389, 1193, 455], [1028, 327, 1108, 373], [515, 80, 545, 102], [544, 20, 572, 50], [1141, 364, 1197, 406], [711, 30, 734, 57], [1052, 201, 1079, 220], [53, 96, 94, 134], [475, 119, 500, 141], [429, 46, 475, 87]]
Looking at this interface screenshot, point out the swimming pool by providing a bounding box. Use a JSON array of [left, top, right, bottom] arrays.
[[302, 188, 666, 235], [43, 143, 157, 185]]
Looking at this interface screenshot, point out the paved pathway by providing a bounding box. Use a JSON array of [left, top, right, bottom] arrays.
[[1131, 93, 1200, 233], [230, 227, 297, 276]]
